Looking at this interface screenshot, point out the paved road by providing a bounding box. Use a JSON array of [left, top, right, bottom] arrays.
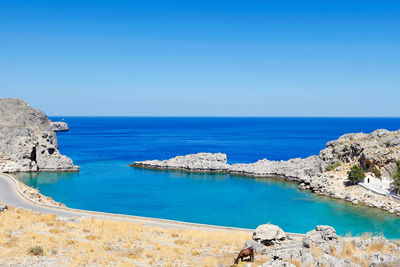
[[0, 174, 75, 217]]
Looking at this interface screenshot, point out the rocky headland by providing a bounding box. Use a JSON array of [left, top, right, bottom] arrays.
[[131, 129, 400, 215], [0, 98, 78, 172]]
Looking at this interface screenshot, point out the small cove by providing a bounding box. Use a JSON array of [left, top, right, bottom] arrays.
[[14, 117, 400, 238]]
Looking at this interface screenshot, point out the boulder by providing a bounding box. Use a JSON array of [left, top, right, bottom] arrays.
[[0, 203, 7, 212], [51, 121, 69, 132], [253, 224, 287, 245], [302, 225, 338, 253]]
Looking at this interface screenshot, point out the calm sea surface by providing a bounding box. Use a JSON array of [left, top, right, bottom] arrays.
[[15, 117, 400, 238]]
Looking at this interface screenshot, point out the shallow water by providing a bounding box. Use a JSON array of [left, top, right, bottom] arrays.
[[15, 117, 400, 238]]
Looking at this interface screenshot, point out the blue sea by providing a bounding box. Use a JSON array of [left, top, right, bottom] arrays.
[[15, 117, 400, 238]]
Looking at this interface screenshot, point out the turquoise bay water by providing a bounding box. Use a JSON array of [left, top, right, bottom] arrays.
[[15, 117, 400, 238]]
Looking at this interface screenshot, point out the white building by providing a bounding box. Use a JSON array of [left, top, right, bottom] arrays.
[[361, 173, 392, 195]]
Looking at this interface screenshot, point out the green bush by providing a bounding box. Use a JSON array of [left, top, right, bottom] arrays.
[[392, 162, 400, 194], [372, 166, 381, 177], [28, 245, 44, 256], [347, 165, 365, 184], [325, 162, 341, 171]]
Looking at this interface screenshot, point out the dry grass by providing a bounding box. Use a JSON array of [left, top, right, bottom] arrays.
[[0, 206, 250, 266], [310, 244, 323, 258]]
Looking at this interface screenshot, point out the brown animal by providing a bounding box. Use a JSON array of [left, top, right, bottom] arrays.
[[234, 247, 254, 264]]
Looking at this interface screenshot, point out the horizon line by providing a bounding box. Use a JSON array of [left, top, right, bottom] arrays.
[[48, 115, 400, 119]]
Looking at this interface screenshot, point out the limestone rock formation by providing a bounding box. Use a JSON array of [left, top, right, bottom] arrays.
[[131, 129, 400, 215], [302, 225, 338, 253], [51, 121, 69, 132], [0, 98, 78, 172], [320, 129, 400, 178], [246, 224, 400, 267], [253, 224, 287, 245], [230, 155, 325, 182], [130, 153, 229, 172]]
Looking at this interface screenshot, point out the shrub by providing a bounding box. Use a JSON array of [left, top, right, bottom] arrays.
[[28, 245, 44, 256], [347, 165, 365, 184], [325, 162, 341, 171], [372, 166, 381, 177], [392, 162, 400, 194]]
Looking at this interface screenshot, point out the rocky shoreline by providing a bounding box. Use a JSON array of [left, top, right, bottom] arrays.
[[131, 129, 400, 216]]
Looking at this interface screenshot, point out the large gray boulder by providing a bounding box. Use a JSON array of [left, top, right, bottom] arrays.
[[51, 121, 69, 132], [253, 224, 287, 245], [0, 98, 78, 172], [302, 225, 338, 253]]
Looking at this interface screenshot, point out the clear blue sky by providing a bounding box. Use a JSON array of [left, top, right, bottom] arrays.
[[1, 1, 399, 116]]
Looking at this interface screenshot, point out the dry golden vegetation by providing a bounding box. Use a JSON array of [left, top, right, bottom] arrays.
[[0, 206, 255, 266], [1, 207, 398, 266]]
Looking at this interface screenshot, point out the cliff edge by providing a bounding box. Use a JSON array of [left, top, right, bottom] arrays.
[[0, 98, 78, 172]]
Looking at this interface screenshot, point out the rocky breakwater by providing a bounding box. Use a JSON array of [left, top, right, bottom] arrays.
[[131, 129, 400, 215], [0, 98, 78, 172], [242, 223, 400, 266]]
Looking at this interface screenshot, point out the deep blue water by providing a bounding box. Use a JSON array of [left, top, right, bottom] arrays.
[[15, 117, 400, 238]]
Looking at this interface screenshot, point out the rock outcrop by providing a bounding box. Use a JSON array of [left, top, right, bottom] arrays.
[[0, 98, 78, 172], [319, 129, 400, 179], [253, 224, 287, 246], [131, 129, 400, 215], [51, 121, 69, 132], [246, 224, 400, 267], [130, 153, 229, 172]]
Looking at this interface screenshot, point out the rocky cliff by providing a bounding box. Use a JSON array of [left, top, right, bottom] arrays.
[[131, 129, 400, 215], [0, 98, 78, 172]]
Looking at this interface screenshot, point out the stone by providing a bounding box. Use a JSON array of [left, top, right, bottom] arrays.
[[260, 259, 296, 267], [315, 254, 359, 267], [51, 121, 69, 132], [298, 183, 306, 190], [0, 203, 7, 212], [0, 98, 78, 172], [369, 252, 400, 267], [243, 240, 271, 255], [253, 224, 287, 245], [302, 225, 338, 253]]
